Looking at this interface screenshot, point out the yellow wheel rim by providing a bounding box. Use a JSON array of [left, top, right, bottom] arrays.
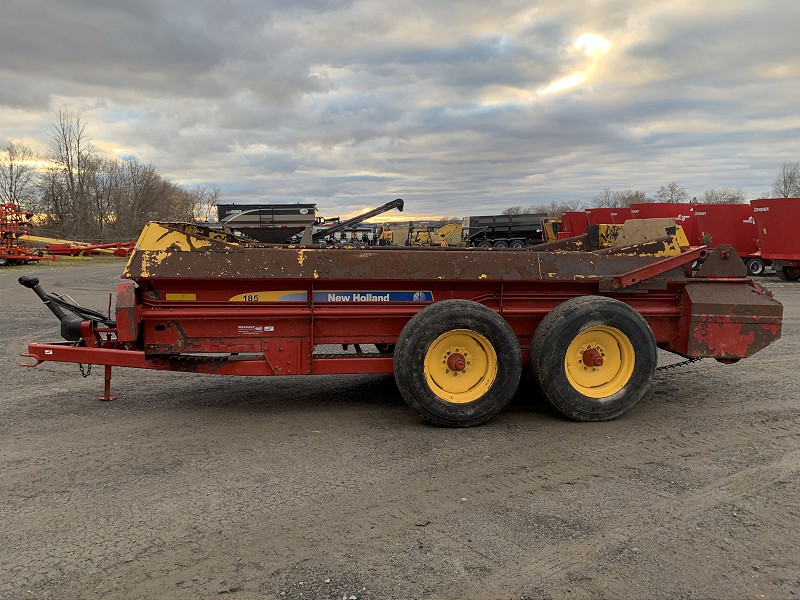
[[424, 329, 498, 404], [564, 326, 635, 398]]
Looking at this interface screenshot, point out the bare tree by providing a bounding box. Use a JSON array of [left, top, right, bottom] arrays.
[[110, 157, 163, 239], [617, 190, 648, 206], [36, 163, 69, 236], [771, 162, 800, 197], [592, 188, 649, 208], [43, 110, 96, 236], [593, 188, 622, 208], [84, 156, 122, 239], [502, 206, 523, 215], [701, 187, 746, 204], [0, 141, 38, 210], [187, 185, 220, 222], [522, 200, 586, 216], [653, 182, 689, 203], [27, 110, 223, 241]]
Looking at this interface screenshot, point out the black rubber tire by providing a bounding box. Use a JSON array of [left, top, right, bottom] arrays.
[[477, 241, 492, 249], [776, 267, 800, 282], [510, 240, 525, 249], [745, 258, 765, 277], [394, 300, 522, 427], [530, 296, 657, 421], [0, 257, 8, 267], [493, 240, 509, 249]]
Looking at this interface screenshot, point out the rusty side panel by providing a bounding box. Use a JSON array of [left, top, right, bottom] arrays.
[[114, 281, 140, 343], [123, 222, 704, 285], [124, 245, 690, 284], [684, 282, 782, 359], [527, 234, 591, 253]]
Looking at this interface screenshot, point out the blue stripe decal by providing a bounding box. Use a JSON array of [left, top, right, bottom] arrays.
[[276, 291, 434, 302]]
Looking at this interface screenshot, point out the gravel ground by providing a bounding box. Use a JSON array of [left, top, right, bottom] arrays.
[[1, 262, 798, 599]]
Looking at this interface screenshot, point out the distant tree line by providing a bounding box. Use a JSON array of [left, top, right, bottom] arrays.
[[0, 110, 218, 241], [503, 163, 800, 215]]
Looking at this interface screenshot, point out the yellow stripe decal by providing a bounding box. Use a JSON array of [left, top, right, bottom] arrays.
[[165, 293, 197, 301], [228, 291, 306, 302]]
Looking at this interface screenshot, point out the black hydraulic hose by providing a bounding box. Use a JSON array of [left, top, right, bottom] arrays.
[[19, 276, 116, 326], [49, 294, 116, 326]]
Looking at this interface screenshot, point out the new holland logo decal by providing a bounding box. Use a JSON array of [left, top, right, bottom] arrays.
[[229, 291, 434, 302]]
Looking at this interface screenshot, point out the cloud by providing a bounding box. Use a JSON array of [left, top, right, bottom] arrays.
[[1, 0, 799, 217]]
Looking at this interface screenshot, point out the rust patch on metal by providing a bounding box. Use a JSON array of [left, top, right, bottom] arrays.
[[685, 281, 782, 358], [114, 281, 139, 343], [691, 318, 781, 358]]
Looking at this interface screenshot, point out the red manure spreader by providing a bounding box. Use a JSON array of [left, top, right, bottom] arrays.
[[20, 219, 782, 426], [693, 203, 765, 276], [751, 198, 800, 282]]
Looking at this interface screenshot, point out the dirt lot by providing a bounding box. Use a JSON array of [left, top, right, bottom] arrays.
[[1, 262, 798, 600]]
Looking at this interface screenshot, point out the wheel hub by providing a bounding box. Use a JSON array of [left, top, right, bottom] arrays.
[[582, 348, 604, 367], [446, 352, 467, 372]]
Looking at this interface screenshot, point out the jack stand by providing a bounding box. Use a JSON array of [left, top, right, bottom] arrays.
[[99, 365, 116, 401]]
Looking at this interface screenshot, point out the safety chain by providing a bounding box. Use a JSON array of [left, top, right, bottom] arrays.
[[656, 357, 703, 372], [79, 363, 92, 378]]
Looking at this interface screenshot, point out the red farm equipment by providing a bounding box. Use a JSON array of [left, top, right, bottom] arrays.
[[692, 203, 765, 276], [585, 207, 632, 226], [0, 203, 56, 266], [20, 219, 782, 426], [559, 211, 589, 239], [43, 241, 135, 257], [751, 198, 800, 281]]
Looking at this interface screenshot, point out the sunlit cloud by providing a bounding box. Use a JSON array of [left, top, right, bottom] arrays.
[[538, 32, 612, 95], [575, 32, 613, 60], [481, 31, 613, 105], [17, 158, 58, 170]]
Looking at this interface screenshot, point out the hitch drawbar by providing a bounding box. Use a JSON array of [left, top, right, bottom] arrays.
[[19, 276, 119, 401]]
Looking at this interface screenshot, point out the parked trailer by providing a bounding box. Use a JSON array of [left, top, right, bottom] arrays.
[[461, 213, 547, 248], [751, 198, 800, 281], [692, 203, 765, 276], [217, 203, 318, 243], [20, 220, 782, 426]]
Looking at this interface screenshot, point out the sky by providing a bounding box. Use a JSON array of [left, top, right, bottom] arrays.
[[1, 0, 799, 220]]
